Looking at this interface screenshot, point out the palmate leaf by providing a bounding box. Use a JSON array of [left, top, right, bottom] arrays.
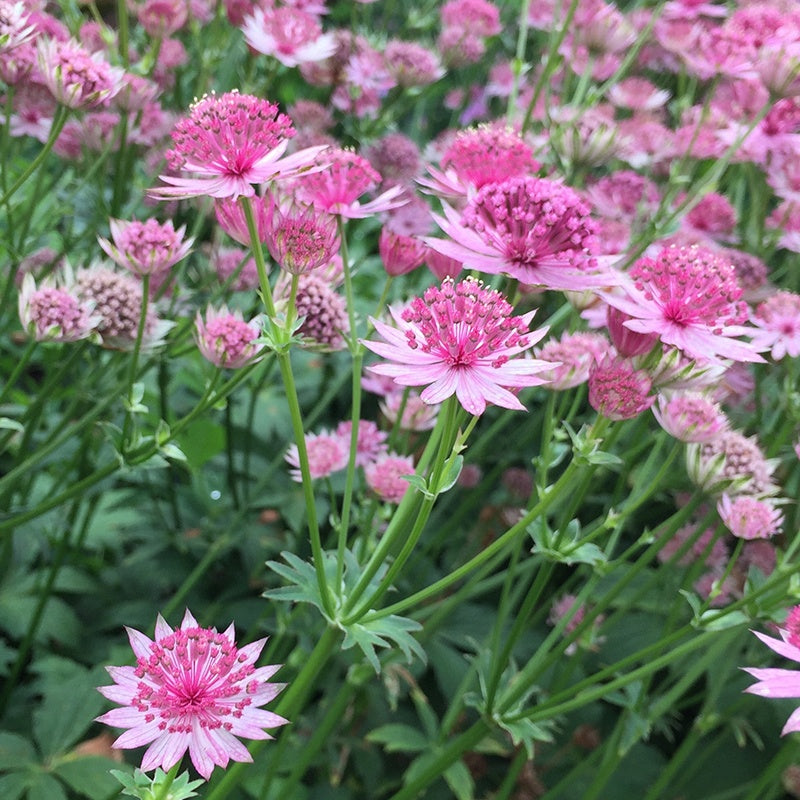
[[264, 550, 426, 672]]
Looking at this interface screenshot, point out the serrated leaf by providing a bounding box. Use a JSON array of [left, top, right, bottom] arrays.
[[366, 724, 429, 753], [341, 615, 425, 674], [498, 717, 553, 758], [0, 732, 37, 770], [33, 672, 104, 757], [54, 758, 123, 800]]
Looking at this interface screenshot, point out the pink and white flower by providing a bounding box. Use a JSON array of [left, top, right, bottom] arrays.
[[96, 609, 287, 779]]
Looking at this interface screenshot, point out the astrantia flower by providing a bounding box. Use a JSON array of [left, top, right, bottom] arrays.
[[241, 6, 337, 68], [0, 2, 34, 54], [150, 91, 327, 200], [744, 608, 800, 734], [265, 197, 339, 274], [18, 270, 99, 342], [38, 38, 123, 109], [335, 420, 388, 467], [215, 195, 271, 246], [363, 278, 551, 416], [588, 355, 654, 421], [291, 148, 406, 218], [602, 245, 763, 364], [427, 177, 608, 290], [652, 391, 729, 443], [285, 430, 348, 481], [380, 389, 440, 430], [195, 306, 262, 368], [751, 291, 800, 359], [717, 493, 784, 540], [98, 218, 193, 276], [535, 331, 611, 390], [365, 453, 415, 503], [96, 609, 287, 779]]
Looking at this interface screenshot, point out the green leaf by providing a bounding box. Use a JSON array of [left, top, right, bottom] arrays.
[[697, 609, 749, 631], [341, 615, 426, 674], [366, 724, 429, 753], [0, 772, 34, 800], [175, 420, 225, 468], [436, 454, 463, 495], [443, 760, 474, 800], [27, 772, 67, 800], [0, 732, 37, 770], [33, 671, 104, 757], [0, 418, 23, 433], [402, 474, 433, 499], [54, 758, 124, 800]]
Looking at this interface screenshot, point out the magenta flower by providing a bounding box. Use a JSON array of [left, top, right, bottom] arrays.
[[363, 278, 551, 416], [744, 608, 800, 735], [265, 196, 340, 274], [96, 609, 287, 779], [291, 148, 407, 218], [427, 177, 608, 290], [588, 355, 654, 421], [195, 306, 263, 369], [98, 218, 193, 277], [602, 245, 764, 365], [18, 270, 99, 342], [150, 91, 327, 200]]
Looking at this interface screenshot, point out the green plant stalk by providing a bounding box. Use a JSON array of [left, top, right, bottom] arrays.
[[242, 195, 334, 619], [493, 746, 529, 800], [506, 0, 532, 123], [388, 719, 490, 800], [342, 397, 463, 622], [121, 274, 151, 454], [0, 336, 38, 406], [336, 216, 363, 592], [204, 625, 341, 800], [340, 407, 449, 614], [153, 763, 180, 800], [0, 104, 69, 206], [360, 456, 583, 623], [642, 723, 704, 800], [116, 0, 130, 68]]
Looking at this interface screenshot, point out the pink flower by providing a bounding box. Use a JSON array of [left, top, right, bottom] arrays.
[[652, 391, 729, 443], [0, 2, 34, 54], [291, 148, 406, 218], [265, 197, 339, 274], [212, 247, 260, 291], [751, 291, 800, 359], [380, 389, 440, 431], [215, 195, 272, 246], [363, 278, 551, 416], [280, 272, 349, 350], [365, 453, 415, 503], [96, 609, 287, 779], [334, 420, 387, 467], [379, 228, 427, 276], [384, 40, 444, 88], [419, 123, 540, 203], [588, 355, 654, 421], [601, 245, 763, 364], [37, 37, 123, 109], [717, 493, 784, 540], [744, 608, 800, 735], [18, 270, 99, 342], [241, 6, 337, 68], [150, 91, 327, 200], [195, 306, 262, 368], [427, 177, 607, 290], [535, 331, 611, 390], [98, 218, 193, 277], [285, 430, 348, 481]]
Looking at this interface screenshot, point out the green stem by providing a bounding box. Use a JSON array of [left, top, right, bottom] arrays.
[[0, 105, 69, 207], [242, 197, 277, 319], [117, 0, 130, 68], [121, 274, 151, 454], [0, 336, 38, 406], [506, 0, 532, 122], [152, 763, 181, 800]]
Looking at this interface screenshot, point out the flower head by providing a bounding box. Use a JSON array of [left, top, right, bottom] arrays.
[[151, 91, 326, 200], [18, 270, 98, 342], [37, 38, 123, 109], [195, 306, 262, 368], [588, 355, 654, 420], [603, 245, 762, 364], [285, 430, 348, 481], [428, 177, 606, 290], [0, 2, 34, 54], [363, 278, 551, 416], [652, 391, 729, 443], [744, 608, 800, 735], [96, 609, 287, 779], [265, 197, 339, 274], [291, 148, 406, 218], [284, 272, 349, 350], [365, 453, 415, 503], [751, 291, 800, 359], [98, 218, 193, 276], [334, 420, 388, 467], [241, 6, 337, 68], [717, 493, 784, 540]]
